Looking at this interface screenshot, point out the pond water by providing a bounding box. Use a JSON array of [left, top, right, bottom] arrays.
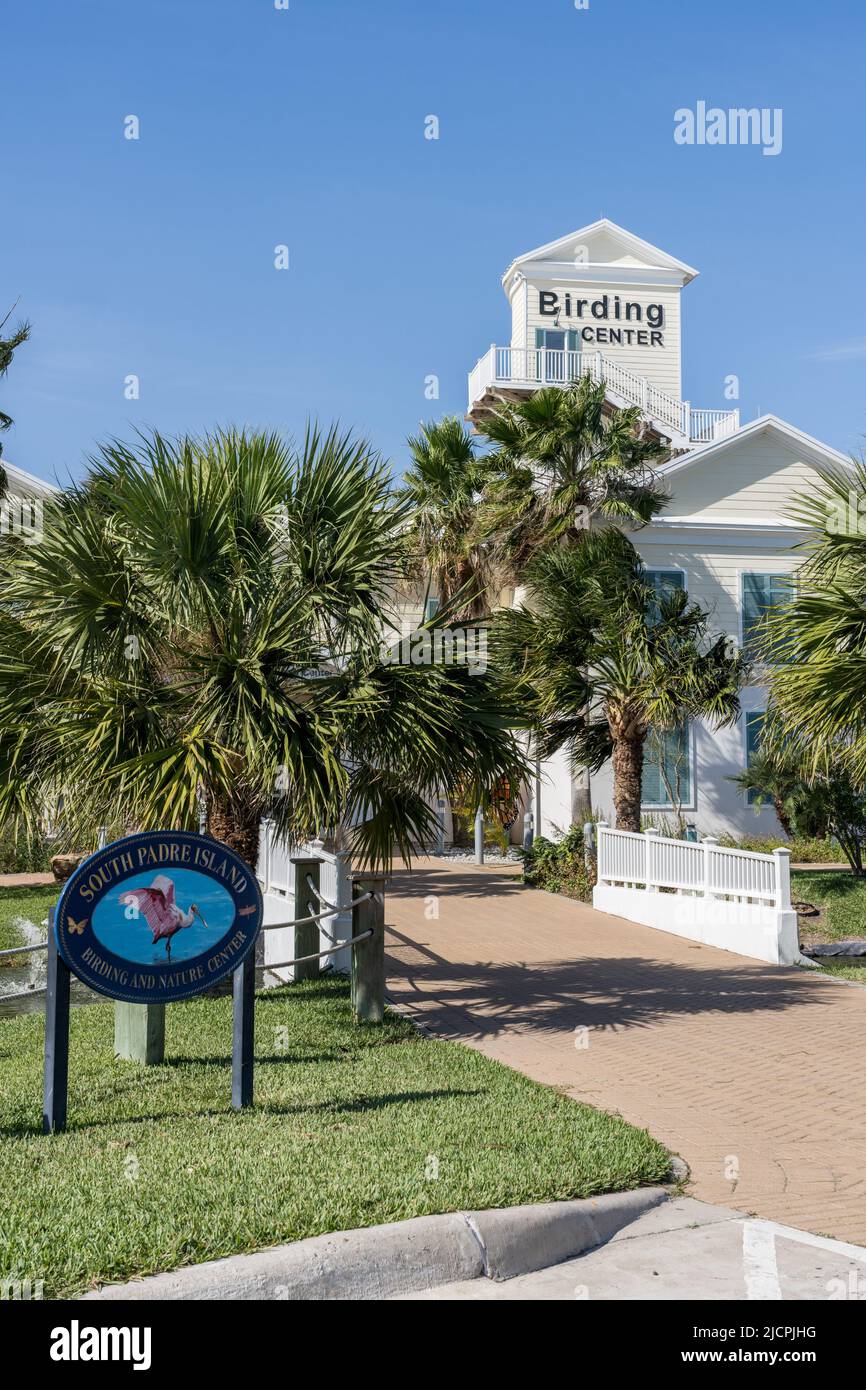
[[0, 910, 100, 1020]]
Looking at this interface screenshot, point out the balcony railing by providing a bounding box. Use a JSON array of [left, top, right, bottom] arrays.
[[468, 345, 740, 445]]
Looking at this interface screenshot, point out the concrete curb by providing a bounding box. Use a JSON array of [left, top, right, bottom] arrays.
[[82, 1187, 668, 1301]]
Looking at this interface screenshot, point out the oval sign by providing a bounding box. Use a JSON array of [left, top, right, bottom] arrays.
[[55, 831, 263, 1005]]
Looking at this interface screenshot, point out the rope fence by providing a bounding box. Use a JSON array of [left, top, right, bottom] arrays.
[[259, 927, 374, 973], [0, 939, 48, 959], [0, 891, 379, 1004]]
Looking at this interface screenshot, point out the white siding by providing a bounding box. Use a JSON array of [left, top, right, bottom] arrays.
[[522, 277, 682, 398], [663, 435, 828, 524]]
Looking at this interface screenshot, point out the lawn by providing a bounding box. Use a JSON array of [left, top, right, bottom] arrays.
[[0, 885, 56, 964], [0, 977, 670, 1298], [794, 869, 866, 983]]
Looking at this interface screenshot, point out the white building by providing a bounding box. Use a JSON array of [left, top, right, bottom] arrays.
[[466, 219, 851, 841]]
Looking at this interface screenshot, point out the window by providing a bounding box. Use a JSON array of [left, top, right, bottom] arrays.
[[644, 568, 685, 625], [645, 568, 685, 599], [535, 328, 580, 351], [741, 573, 792, 658], [424, 596, 440, 623], [744, 710, 765, 806], [642, 723, 692, 807]]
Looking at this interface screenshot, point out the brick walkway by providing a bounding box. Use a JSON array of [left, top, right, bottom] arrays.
[[385, 860, 866, 1246]]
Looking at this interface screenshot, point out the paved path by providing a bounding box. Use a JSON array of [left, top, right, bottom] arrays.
[[385, 861, 866, 1246], [0, 872, 54, 887]]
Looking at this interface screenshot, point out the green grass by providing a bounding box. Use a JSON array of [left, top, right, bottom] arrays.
[[0, 885, 56, 965], [793, 869, 866, 984], [0, 978, 669, 1298]]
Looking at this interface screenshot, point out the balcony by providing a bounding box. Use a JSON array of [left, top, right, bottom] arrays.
[[467, 345, 740, 448]]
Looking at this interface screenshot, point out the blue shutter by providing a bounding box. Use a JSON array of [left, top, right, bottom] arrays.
[[742, 574, 791, 656], [567, 330, 580, 352], [642, 724, 691, 807], [535, 328, 546, 348], [424, 597, 440, 623], [645, 569, 685, 625]]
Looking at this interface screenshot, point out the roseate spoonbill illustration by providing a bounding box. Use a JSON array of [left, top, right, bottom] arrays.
[[119, 874, 209, 959]]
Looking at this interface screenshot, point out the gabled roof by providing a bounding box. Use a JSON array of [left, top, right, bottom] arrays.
[[1, 458, 58, 498], [658, 415, 852, 479], [502, 218, 700, 287]]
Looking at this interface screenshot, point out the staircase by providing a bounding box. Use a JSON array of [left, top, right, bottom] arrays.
[[467, 345, 739, 448]]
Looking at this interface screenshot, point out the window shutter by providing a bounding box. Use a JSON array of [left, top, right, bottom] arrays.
[[742, 574, 792, 654], [641, 735, 663, 805], [642, 724, 691, 807], [567, 330, 580, 352], [535, 328, 546, 348]]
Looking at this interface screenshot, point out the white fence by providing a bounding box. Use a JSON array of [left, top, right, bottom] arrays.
[[256, 820, 354, 979], [593, 825, 799, 965], [467, 345, 740, 444]]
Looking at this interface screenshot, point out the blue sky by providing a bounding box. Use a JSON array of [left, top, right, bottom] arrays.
[[3, 0, 865, 486]]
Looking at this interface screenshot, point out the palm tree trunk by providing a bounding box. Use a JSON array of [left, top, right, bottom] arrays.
[[773, 796, 793, 839], [207, 795, 262, 870], [612, 735, 644, 832]]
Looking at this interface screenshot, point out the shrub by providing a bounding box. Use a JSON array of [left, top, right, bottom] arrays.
[[522, 825, 596, 902], [716, 833, 845, 863], [0, 825, 53, 874]]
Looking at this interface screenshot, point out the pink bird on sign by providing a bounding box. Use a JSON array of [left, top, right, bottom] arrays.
[[119, 874, 209, 960]]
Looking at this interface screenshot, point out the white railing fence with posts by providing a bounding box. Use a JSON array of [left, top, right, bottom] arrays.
[[592, 823, 800, 965], [468, 345, 740, 445], [257, 820, 354, 979]]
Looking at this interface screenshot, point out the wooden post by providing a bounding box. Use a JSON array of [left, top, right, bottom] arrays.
[[114, 1004, 165, 1065], [43, 907, 70, 1134], [232, 952, 256, 1110], [351, 874, 385, 1024], [291, 857, 321, 982]]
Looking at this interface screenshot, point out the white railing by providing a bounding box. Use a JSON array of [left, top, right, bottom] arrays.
[[257, 820, 354, 976], [596, 824, 787, 907], [468, 345, 740, 445], [593, 823, 798, 965]]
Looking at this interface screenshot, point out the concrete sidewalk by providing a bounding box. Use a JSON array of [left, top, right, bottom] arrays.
[[395, 1196, 866, 1301], [385, 860, 866, 1245]]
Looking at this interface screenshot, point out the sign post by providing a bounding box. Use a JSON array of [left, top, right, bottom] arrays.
[[45, 830, 263, 1132], [43, 908, 71, 1135], [114, 1002, 166, 1065]]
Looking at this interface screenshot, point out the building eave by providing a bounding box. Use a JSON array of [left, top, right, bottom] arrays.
[[501, 217, 700, 289], [658, 415, 853, 478], [1, 458, 58, 498]]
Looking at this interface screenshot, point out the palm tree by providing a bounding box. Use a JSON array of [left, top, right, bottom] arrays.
[[401, 416, 492, 618], [476, 376, 668, 576], [762, 459, 866, 782], [494, 530, 745, 831], [730, 748, 798, 837], [0, 303, 31, 460], [0, 426, 527, 868]]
